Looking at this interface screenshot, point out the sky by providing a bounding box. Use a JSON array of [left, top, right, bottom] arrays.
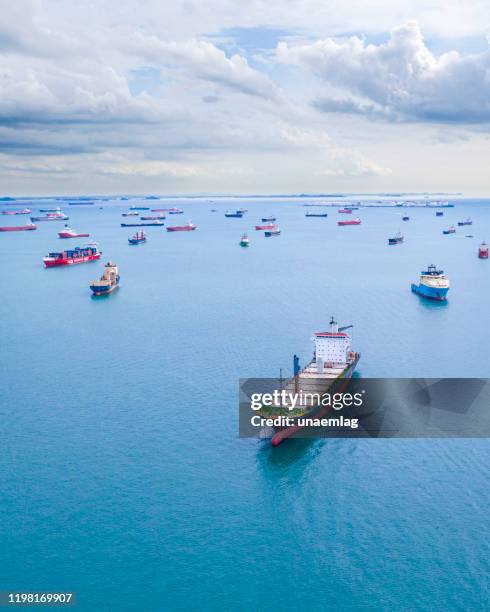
[[2, 0, 490, 196]]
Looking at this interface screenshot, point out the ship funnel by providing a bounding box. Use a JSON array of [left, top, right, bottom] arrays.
[[329, 316, 338, 333]]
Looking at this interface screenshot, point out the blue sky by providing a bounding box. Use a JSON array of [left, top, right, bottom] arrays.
[[1, 1, 490, 195]]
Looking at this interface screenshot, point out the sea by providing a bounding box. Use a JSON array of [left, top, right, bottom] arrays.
[[1, 196, 489, 611]]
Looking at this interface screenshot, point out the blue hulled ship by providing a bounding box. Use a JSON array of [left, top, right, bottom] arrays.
[[411, 264, 450, 301]]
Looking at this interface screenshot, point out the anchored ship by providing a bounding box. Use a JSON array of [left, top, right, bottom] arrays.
[[121, 220, 164, 227], [457, 218, 472, 226], [43, 243, 101, 267], [402, 215, 410, 221], [225, 211, 244, 218], [2, 209, 31, 215], [31, 212, 68, 222], [264, 225, 281, 236], [239, 233, 249, 247], [338, 218, 361, 226], [306, 212, 328, 217], [255, 223, 275, 230], [261, 216, 276, 222], [0, 223, 36, 232], [411, 264, 450, 301], [90, 262, 120, 295], [443, 226, 456, 234], [436, 211, 444, 216], [128, 230, 147, 245], [258, 317, 360, 446], [166, 221, 196, 232], [388, 231, 403, 245], [338, 208, 352, 214], [479, 242, 488, 259], [58, 225, 90, 239]]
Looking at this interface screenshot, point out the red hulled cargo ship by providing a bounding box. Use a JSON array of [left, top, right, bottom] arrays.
[[43, 243, 101, 267], [338, 218, 361, 226], [0, 223, 37, 231], [166, 222, 196, 232], [479, 242, 488, 259]]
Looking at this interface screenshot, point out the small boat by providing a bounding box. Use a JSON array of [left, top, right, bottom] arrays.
[[128, 230, 147, 245], [169, 209, 184, 214], [122, 212, 139, 217], [411, 264, 450, 301], [265, 225, 281, 237], [130, 206, 150, 210], [479, 241, 489, 259], [306, 212, 328, 217], [166, 222, 196, 232], [239, 233, 250, 247], [2, 208, 31, 215], [225, 211, 243, 218], [140, 215, 165, 220], [58, 225, 90, 239], [90, 262, 120, 296], [388, 231, 403, 245], [338, 218, 361, 226], [261, 216, 276, 222], [402, 216, 410, 221], [255, 223, 275, 230], [121, 221, 164, 227], [338, 208, 353, 214], [43, 243, 101, 267], [436, 211, 444, 216], [443, 226, 456, 234], [0, 223, 37, 232], [457, 218, 472, 226], [30, 212, 68, 221]]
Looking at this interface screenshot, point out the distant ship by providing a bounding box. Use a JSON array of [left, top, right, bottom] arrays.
[[255, 223, 275, 230], [225, 211, 243, 218], [479, 242, 488, 259], [258, 316, 360, 446], [169, 209, 184, 214], [68, 201, 94, 205], [130, 206, 150, 210], [402, 216, 410, 221], [443, 226, 456, 234], [306, 212, 328, 217], [338, 218, 361, 226], [90, 262, 120, 295], [265, 225, 281, 237], [43, 243, 101, 267], [338, 208, 352, 214], [121, 220, 164, 227], [2, 208, 31, 215], [39, 207, 61, 213], [261, 216, 276, 222], [58, 225, 90, 239], [0, 223, 36, 232], [411, 264, 450, 301], [128, 230, 147, 245], [166, 221, 196, 232], [122, 212, 139, 217], [140, 215, 165, 220], [457, 218, 472, 226], [239, 233, 250, 247], [436, 211, 444, 216], [388, 231, 403, 245], [31, 212, 68, 222]]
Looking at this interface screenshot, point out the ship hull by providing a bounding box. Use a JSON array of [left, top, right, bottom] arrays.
[[58, 233, 89, 238], [479, 251, 488, 259], [166, 226, 196, 232], [411, 283, 448, 301], [0, 225, 36, 231], [90, 284, 118, 296], [44, 253, 101, 267], [270, 355, 360, 446]]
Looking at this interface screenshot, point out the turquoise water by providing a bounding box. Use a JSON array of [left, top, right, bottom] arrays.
[[1, 198, 489, 610]]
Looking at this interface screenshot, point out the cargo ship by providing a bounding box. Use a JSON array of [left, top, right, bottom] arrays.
[[225, 211, 244, 218], [338, 218, 361, 226], [31, 212, 68, 222], [457, 218, 472, 226], [306, 212, 328, 217], [128, 230, 147, 245], [479, 242, 488, 259], [261, 216, 276, 222], [166, 222, 196, 232], [338, 208, 352, 214], [58, 226, 90, 239], [265, 226, 281, 237], [2, 208, 31, 215], [140, 215, 165, 220], [443, 226, 456, 234], [257, 317, 360, 446], [130, 206, 150, 210], [39, 207, 61, 213], [68, 201, 94, 205], [43, 243, 101, 267], [411, 264, 450, 301], [121, 220, 164, 227], [255, 223, 275, 230], [90, 262, 119, 295], [169, 209, 184, 214], [122, 212, 139, 217], [388, 231, 403, 245], [0, 223, 37, 232], [239, 233, 249, 247]]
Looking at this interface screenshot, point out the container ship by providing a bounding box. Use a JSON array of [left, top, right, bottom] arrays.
[[257, 317, 360, 446], [58, 225, 90, 239], [479, 242, 488, 259], [338, 218, 361, 226], [90, 262, 119, 295], [166, 222, 196, 232], [411, 264, 450, 300], [43, 244, 101, 267], [0, 223, 37, 232]]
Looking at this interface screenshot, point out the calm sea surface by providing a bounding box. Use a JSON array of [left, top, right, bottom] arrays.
[[1, 197, 489, 610]]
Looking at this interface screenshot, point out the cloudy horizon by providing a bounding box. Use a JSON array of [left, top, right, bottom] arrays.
[[2, 1, 490, 196]]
